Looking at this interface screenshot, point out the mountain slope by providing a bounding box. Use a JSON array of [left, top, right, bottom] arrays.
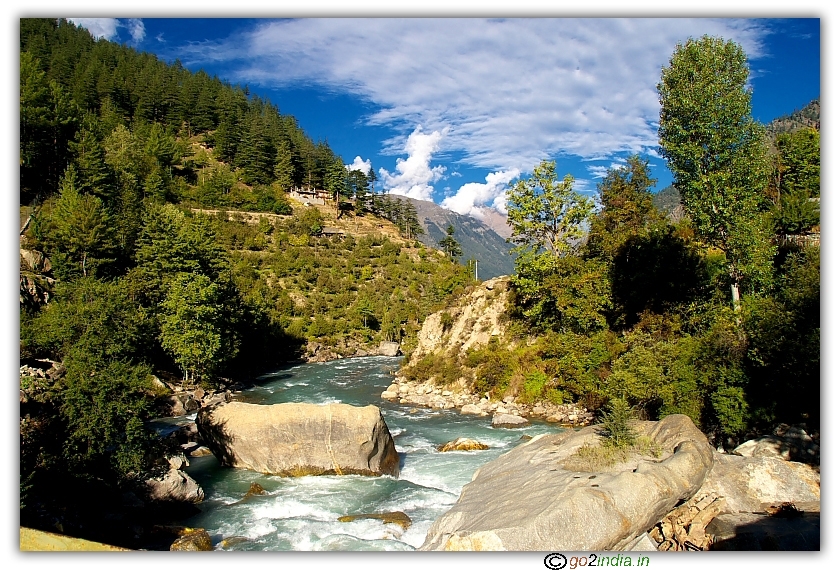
[[402, 197, 516, 280], [766, 99, 820, 136]]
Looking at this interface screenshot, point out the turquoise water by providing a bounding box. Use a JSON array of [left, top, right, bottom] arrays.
[[179, 356, 565, 551]]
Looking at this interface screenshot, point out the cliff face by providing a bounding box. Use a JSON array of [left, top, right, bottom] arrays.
[[408, 275, 511, 365]]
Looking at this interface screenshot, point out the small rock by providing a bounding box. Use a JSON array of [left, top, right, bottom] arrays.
[[189, 446, 213, 457], [338, 512, 412, 530], [219, 536, 249, 549], [170, 529, 213, 551], [438, 438, 489, 452], [492, 413, 530, 429], [167, 454, 189, 470], [145, 469, 205, 503], [460, 404, 484, 415], [244, 482, 266, 498]]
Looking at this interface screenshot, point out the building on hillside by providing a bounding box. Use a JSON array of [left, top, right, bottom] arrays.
[[290, 187, 330, 206]]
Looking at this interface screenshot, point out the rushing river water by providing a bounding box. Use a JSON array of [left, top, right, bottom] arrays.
[[174, 356, 565, 551]]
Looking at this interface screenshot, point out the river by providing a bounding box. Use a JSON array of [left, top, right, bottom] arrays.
[[174, 356, 565, 551]]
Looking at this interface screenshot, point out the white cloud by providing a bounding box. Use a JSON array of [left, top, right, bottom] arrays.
[[587, 162, 626, 179], [126, 19, 146, 43], [345, 156, 372, 175], [68, 18, 119, 40], [68, 18, 145, 43], [379, 127, 447, 202], [441, 169, 520, 219], [175, 18, 769, 173]]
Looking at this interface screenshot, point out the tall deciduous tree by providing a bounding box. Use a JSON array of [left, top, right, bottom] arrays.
[[159, 272, 226, 382], [657, 35, 774, 309]]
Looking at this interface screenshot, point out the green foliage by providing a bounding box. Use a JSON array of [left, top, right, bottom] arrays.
[[587, 155, 663, 259], [23, 276, 151, 363], [61, 357, 157, 477], [512, 252, 611, 334], [742, 246, 819, 430], [775, 127, 820, 198], [521, 371, 548, 404], [773, 189, 819, 235], [609, 226, 710, 327], [47, 166, 116, 278]]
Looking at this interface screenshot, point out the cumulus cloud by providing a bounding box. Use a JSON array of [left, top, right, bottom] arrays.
[[345, 156, 372, 175], [379, 127, 447, 202], [441, 169, 520, 219], [69, 18, 145, 43], [173, 18, 769, 173]]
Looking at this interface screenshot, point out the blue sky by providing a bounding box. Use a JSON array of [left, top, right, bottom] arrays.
[[66, 16, 820, 222]]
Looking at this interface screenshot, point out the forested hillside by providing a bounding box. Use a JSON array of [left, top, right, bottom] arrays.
[[19, 18, 471, 541]]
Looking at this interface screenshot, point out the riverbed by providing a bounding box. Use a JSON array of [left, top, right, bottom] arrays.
[[178, 356, 565, 551]]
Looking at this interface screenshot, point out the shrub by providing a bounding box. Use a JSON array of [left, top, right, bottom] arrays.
[[599, 397, 637, 449]]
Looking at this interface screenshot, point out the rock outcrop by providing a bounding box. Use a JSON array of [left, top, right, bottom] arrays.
[[696, 454, 820, 516], [409, 276, 511, 363], [420, 414, 714, 551], [196, 402, 400, 477]]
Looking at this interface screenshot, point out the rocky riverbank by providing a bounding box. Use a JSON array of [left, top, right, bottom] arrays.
[[381, 376, 595, 427]]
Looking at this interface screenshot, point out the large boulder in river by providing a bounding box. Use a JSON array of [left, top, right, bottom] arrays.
[[196, 402, 400, 477], [420, 414, 714, 551]]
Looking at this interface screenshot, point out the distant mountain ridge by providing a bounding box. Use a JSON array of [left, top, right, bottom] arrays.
[[402, 197, 516, 280]]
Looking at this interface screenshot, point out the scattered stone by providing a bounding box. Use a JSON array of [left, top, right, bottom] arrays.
[[460, 404, 484, 415], [706, 511, 819, 550], [167, 453, 189, 470], [696, 454, 820, 516], [189, 446, 213, 457], [733, 426, 819, 464], [437, 438, 489, 452]]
